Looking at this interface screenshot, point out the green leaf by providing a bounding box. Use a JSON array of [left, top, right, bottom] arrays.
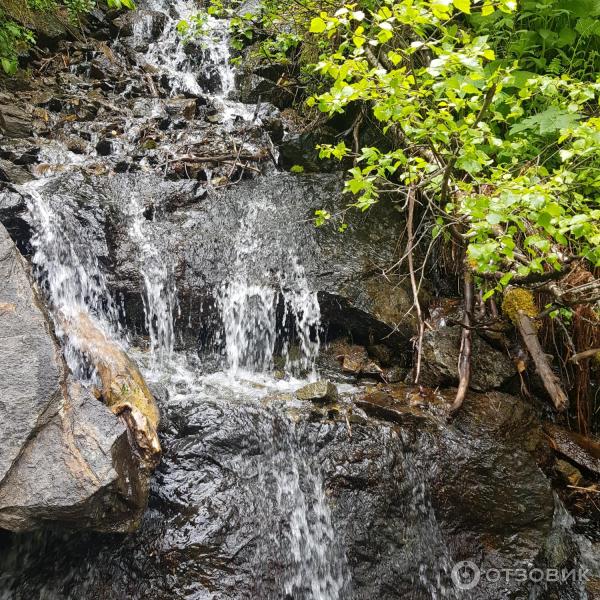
[[510, 106, 581, 136], [453, 0, 471, 14], [309, 17, 326, 33]]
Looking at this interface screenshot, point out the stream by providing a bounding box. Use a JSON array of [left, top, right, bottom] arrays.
[[0, 0, 599, 598]]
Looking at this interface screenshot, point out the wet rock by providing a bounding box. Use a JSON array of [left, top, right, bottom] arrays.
[[237, 74, 293, 109], [418, 325, 514, 391], [0, 101, 32, 138], [0, 223, 148, 532], [0, 385, 571, 599], [0, 379, 148, 533], [555, 459, 583, 486], [95, 139, 113, 156], [296, 380, 339, 403], [0, 159, 33, 185], [278, 128, 343, 172], [113, 10, 167, 42], [544, 423, 600, 477], [367, 343, 395, 367], [164, 97, 197, 121], [330, 340, 384, 377]]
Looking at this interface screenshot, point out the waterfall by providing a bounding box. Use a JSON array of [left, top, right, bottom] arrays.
[[253, 414, 350, 600], [12, 2, 347, 597], [25, 181, 122, 378], [219, 192, 321, 377], [127, 192, 176, 369]]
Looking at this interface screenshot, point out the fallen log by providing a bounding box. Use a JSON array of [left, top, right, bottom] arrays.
[[516, 310, 568, 412], [544, 423, 600, 477], [58, 310, 161, 469]]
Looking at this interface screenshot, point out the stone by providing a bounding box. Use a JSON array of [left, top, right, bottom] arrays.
[[331, 341, 384, 377], [296, 380, 339, 403], [113, 10, 167, 41], [0, 223, 148, 532], [164, 98, 197, 121], [95, 139, 113, 156], [555, 459, 582, 487], [0, 159, 33, 185], [0, 387, 569, 599], [367, 343, 395, 367], [0, 380, 148, 532], [418, 325, 514, 391], [0, 102, 32, 138], [544, 423, 600, 477]]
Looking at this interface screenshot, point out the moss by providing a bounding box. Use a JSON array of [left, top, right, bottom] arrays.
[[501, 287, 538, 325], [0, 0, 69, 37]]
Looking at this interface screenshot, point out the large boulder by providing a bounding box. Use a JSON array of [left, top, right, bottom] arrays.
[[0, 384, 579, 599], [0, 223, 148, 532]]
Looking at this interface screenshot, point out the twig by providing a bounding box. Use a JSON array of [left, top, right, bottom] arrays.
[[450, 263, 473, 415], [567, 485, 600, 494], [569, 348, 600, 363], [406, 187, 425, 383]]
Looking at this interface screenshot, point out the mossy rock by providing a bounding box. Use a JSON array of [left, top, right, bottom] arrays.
[[0, 0, 71, 40], [501, 287, 538, 324]]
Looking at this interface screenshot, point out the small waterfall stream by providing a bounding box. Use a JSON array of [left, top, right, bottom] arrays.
[[14, 2, 350, 598]]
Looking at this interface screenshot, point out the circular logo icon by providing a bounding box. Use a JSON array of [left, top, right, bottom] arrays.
[[451, 560, 480, 591]]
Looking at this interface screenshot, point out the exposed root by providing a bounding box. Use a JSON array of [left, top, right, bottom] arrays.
[[450, 264, 473, 415], [406, 187, 425, 383]]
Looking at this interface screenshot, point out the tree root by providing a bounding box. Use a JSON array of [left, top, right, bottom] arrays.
[[450, 264, 473, 415]]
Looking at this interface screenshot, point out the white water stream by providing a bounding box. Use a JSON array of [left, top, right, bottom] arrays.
[[21, 1, 349, 597]]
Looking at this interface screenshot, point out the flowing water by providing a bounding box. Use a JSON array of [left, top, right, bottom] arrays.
[[13, 2, 350, 597]]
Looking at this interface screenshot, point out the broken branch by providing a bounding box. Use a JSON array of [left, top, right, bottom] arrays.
[[516, 310, 568, 412]]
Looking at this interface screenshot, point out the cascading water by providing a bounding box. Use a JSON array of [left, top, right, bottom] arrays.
[[219, 192, 321, 377], [127, 192, 177, 369], [24, 181, 122, 377], [19, 3, 349, 597], [253, 415, 350, 600]]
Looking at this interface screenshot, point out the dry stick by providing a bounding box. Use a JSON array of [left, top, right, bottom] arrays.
[[450, 264, 473, 414], [569, 348, 600, 363], [406, 187, 425, 383], [516, 310, 568, 412], [170, 152, 265, 163]]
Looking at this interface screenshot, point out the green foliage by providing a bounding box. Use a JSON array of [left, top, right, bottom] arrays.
[[176, 12, 210, 43], [0, 0, 134, 74], [0, 11, 34, 74], [243, 0, 600, 294]]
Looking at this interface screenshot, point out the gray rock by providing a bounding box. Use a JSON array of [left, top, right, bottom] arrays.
[[296, 380, 339, 402], [0, 223, 148, 532], [0, 103, 32, 138], [419, 325, 514, 391], [0, 159, 34, 185]]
